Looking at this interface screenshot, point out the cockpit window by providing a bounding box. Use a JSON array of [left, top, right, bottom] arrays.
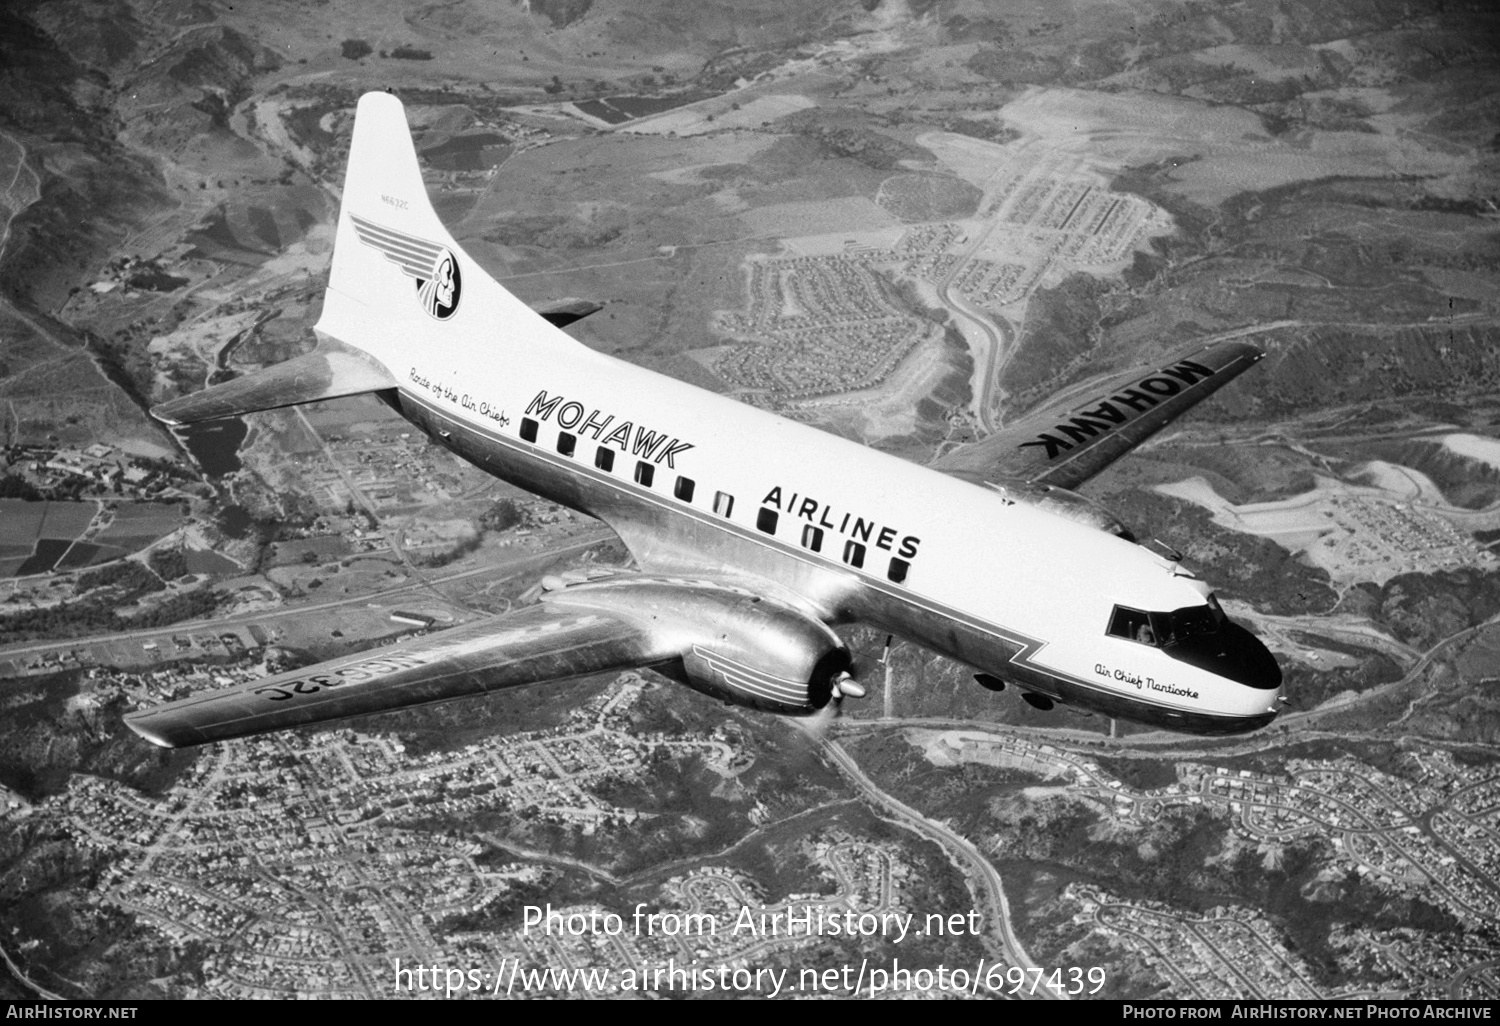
[[1108, 606, 1157, 646], [1109, 595, 1226, 649], [1169, 594, 1225, 642]]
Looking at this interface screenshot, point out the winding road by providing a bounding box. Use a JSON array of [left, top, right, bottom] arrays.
[[813, 732, 1066, 999]]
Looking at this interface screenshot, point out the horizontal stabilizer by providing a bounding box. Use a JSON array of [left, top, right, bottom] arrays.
[[151, 347, 397, 427], [533, 297, 604, 327]]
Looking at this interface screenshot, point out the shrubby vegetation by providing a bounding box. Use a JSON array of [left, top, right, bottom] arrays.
[[1, 556, 221, 642]]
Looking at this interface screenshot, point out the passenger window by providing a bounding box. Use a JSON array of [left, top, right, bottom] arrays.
[[634, 461, 655, 487], [887, 558, 909, 584], [594, 447, 614, 472], [519, 418, 538, 443], [757, 508, 778, 534], [843, 541, 865, 568], [801, 525, 823, 552], [556, 432, 576, 457], [713, 492, 734, 518], [675, 477, 695, 502]]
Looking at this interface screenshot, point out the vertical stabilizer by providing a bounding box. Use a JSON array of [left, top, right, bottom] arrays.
[[152, 92, 582, 428], [316, 92, 563, 366], [333, 92, 456, 283]]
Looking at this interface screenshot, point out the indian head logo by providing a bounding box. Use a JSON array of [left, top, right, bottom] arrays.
[[417, 250, 461, 320], [350, 213, 462, 320]]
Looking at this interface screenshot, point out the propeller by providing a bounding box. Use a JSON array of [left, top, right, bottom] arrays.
[[831, 671, 865, 699], [797, 667, 866, 741]]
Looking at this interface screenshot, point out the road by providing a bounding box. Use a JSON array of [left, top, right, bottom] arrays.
[[292, 406, 448, 600], [815, 734, 1065, 999], [1234, 607, 1423, 668], [1279, 614, 1500, 734], [941, 284, 1011, 435], [934, 216, 1010, 435], [0, 937, 65, 1001], [0, 531, 613, 663], [0, 129, 41, 264]]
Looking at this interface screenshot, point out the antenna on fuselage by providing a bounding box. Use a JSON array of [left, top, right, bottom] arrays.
[[1143, 538, 1183, 563]]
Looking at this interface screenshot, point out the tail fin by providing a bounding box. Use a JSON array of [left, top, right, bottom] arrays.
[[316, 91, 560, 366], [153, 92, 569, 427], [324, 91, 467, 327]]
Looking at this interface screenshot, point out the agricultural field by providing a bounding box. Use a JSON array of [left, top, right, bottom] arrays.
[[0, 499, 183, 578], [0, 500, 99, 577]]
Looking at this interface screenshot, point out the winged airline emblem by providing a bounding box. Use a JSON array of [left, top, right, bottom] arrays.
[[350, 213, 462, 320]]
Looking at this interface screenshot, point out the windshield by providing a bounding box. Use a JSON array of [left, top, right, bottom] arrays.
[[1107, 595, 1278, 689], [1108, 594, 1226, 649]]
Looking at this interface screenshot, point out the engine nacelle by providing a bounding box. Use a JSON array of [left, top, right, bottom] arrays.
[[545, 577, 851, 713]]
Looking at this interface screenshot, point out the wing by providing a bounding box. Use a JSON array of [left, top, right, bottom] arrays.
[[125, 603, 661, 748], [126, 573, 855, 748], [934, 340, 1264, 489]]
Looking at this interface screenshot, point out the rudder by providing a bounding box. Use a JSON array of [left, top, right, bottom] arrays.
[[317, 92, 554, 365], [152, 92, 571, 429], [326, 92, 461, 317]]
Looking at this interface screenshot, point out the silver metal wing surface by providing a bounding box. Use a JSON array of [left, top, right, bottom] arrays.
[[124, 574, 856, 747], [934, 340, 1265, 490], [125, 603, 657, 748]]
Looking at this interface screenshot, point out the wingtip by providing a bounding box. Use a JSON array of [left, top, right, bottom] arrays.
[[359, 89, 407, 115], [148, 402, 188, 429], [124, 711, 186, 749]]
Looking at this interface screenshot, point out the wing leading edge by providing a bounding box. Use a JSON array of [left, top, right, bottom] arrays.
[[935, 340, 1264, 490], [125, 604, 661, 748], [125, 573, 855, 748]]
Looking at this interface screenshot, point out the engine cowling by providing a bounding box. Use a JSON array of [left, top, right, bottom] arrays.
[[544, 576, 851, 713]]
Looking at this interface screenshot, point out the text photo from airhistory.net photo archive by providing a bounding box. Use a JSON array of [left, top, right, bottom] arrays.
[[0, 0, 1498, 1012]]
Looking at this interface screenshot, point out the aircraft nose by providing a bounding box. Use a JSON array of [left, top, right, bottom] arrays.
[[1230, 624, 1278, 690], [1222, 621, 1282, 690], [1168, 620, 1282, 691]]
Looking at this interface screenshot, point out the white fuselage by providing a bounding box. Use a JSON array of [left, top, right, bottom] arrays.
[[317, 282, 1284, 734]]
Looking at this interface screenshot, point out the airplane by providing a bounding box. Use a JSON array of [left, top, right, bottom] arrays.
[[124, 92, 1283, 749]]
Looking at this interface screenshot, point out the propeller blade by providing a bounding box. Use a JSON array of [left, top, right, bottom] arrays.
[[832, 672, 865, 699]]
